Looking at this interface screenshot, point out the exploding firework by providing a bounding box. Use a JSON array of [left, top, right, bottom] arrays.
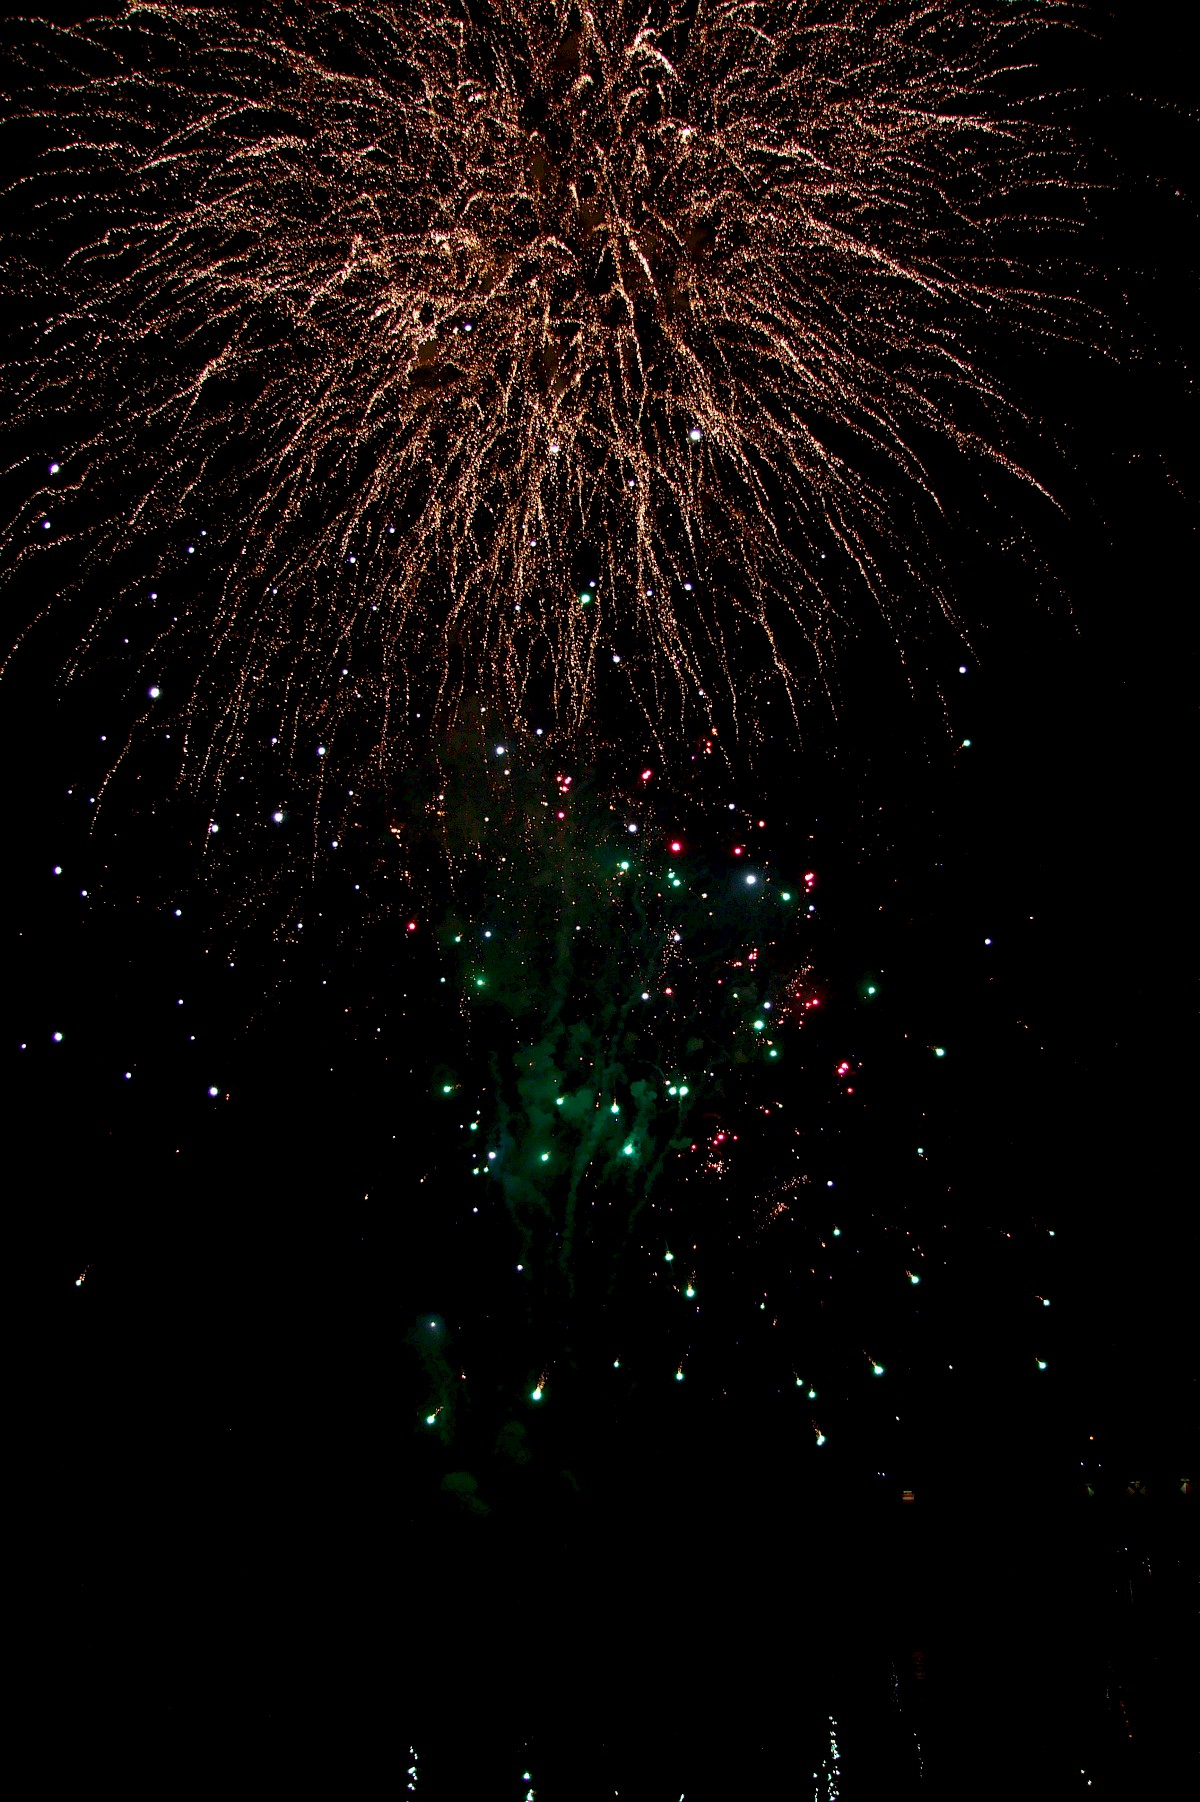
[[2, 0, 1084, 803]]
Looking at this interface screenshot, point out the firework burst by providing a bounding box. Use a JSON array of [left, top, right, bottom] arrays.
[[3, 0, 1084, 788]]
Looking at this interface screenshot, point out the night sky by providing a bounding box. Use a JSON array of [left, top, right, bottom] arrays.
[[6, 4, 1195, 1796]]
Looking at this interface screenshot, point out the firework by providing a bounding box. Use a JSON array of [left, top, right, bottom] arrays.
[[2, 0, 1083, 803]]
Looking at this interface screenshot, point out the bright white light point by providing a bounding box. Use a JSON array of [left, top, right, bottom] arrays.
[[495, 745, 505, 756], [41, 519, 50, 529], [627, 823, 638, 833], [316, 745, 325, 757], [959, 664, 968, 673], [53, 865, 62, 875], [186, 544, 194, 553], [641, 992, 650, 1001], [208, 822, 218, 834], [984, 937, 992, 945], [52, 1031, 63, 1042], [149, 686, 160, 699], [124, 1072, 131, 1080], [746, 873, 757, 885], [273, 811, 284, 824], [488, 1152, 496, 1160], [1037, 1359, 1048, 1370], [174, 908, 182, 918], [684, 581, 693, 591], [689, 428, 703, 442], [531, 1386, 543, 1401], [873, 1363, 885, 1377], [623, 1143, 634, 1156], [49, 462, 60, 474], [208, 1085, 219, 1097]]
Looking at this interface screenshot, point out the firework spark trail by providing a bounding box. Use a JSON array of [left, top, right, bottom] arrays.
[[2, 1, 1086, 796]]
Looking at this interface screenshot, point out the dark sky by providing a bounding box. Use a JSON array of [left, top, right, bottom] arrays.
[[6, 5, 1194, 1796]]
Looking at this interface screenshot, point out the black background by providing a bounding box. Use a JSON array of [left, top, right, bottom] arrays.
[[6, 4, 1195, 1795]]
